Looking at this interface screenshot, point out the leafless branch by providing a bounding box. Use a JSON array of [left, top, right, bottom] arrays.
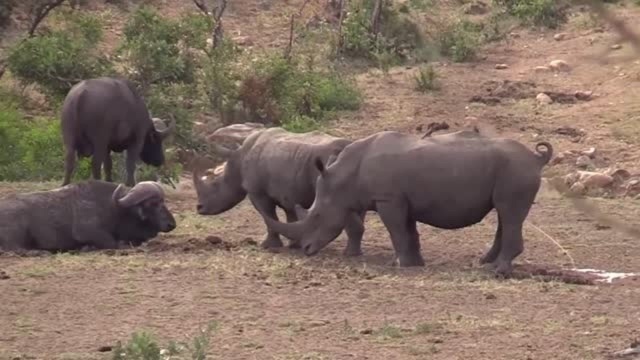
[[192, 0, 209, 15], [370, 0, 383, 40], [212, 0, 228, 48], [28, 0, 66, 38], [283, 0, 312, 61], [336, 0, 346, 53]]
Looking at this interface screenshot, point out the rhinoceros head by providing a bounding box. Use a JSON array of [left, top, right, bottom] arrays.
[[192, 149, 247, 216]]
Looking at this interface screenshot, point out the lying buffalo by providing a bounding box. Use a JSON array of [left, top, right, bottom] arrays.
[[257, 130, 553, 276], [61, 77, 175, 187], [0, 181, 176, 252], [193, 127, 366, 255]]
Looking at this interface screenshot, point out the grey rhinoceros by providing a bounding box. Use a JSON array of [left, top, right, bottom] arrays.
[[193, 127, 366, 255], [257, 129, 553, 276]]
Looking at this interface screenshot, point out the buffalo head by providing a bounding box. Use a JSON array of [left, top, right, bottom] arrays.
[[140, 115, 176, 167], [112, 181, 177, 243]]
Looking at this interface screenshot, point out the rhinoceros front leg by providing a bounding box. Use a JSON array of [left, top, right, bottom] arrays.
[[249, 193, 284, 249], [343, 211, 365, 257], [377, 200, 425, 267]]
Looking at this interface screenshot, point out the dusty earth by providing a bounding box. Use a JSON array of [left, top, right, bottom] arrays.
[[2, 0, 640, 359]]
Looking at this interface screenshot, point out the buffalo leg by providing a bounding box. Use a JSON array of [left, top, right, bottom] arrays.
[[249, 194, 284, 249], [72, 224, 120, 250], [104, 152, 113, 183], [90, 149, 106, 181], [125, 144, 142, 187], [63, 148, 76, 186], [343, 211, 365, 257], [376, 201, 424, 267], [480, 214, 502, 265], [284, 209, 301, 249]]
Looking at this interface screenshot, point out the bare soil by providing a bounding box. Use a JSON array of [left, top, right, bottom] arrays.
[[2, 1, 640, 359]]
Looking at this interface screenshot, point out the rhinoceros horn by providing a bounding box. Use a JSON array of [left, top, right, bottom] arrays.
[[113, 182, 165, 208]]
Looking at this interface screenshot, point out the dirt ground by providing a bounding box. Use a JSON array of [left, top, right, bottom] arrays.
[[2, 1, 640, 359]]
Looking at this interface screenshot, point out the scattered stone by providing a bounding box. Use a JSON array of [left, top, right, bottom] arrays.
[[536, 93, 553, 105], [554, 33, 567, 41], [534, 66, 550, 72], [205, 235, 223, 245], [485, 293, 497, 300], [463, 0, 489, 15], [570, 182, 586, 194], [495, 63, 509, 70], [576, 155, 592, 168], [360, 328, 374, 335], [97, 346, 113, 352], [581, 147, 597, 159], [0, 270, 9, 280], [575, 90, 593, 101], [578, 171, 614, 188], [549, 60, 571, 72], [552, 126, 585, 138], [308, 320, 330, 327], [611, 44, 622, 50]]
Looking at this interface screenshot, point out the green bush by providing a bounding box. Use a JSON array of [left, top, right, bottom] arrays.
[[237, 53, 362, 131], [414, 64, 439, 92], [7, 11, 113, 100], [112, 323, 217, 360], [200, 37, 242, 123], [493, 0, 567, 28], [341, 0, 425, 63], [118, 8, 209, 93], [0, 102, 91, 181], [437, 19, 482, 62]]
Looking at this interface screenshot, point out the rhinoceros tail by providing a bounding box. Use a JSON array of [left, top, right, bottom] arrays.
[[534, 141, 553, 165]]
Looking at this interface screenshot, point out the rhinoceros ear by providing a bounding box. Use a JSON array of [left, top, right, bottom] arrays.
[[314, 157, 326, 175]]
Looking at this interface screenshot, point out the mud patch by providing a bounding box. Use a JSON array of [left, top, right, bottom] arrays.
[[508, 264, 605, 285], [470, 80, 537, 105]]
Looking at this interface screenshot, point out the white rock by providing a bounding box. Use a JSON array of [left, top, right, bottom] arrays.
[[536, 93, 553, 105], [611, 44, 622, 50], [554, 33, 567, 41], [576, 155, 592, 168], [495, 63, 509, 69], [570, 182, 586, 194], [580, 147, 597, 159], [534, 66, 550, 72], [549, 60, 571, 72], [577, 171, 614, 188]]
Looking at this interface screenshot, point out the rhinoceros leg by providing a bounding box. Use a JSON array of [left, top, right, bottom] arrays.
[[493, 198, 533, 276], [343, 211, 365, 257], [480, 214, 502, 265], [377, 201, 425, 267], [249, 194, 284, 249], [284, 209, 301, 249]]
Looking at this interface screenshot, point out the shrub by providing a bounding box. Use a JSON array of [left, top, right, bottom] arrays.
[[0, 101, 91, 182], [237, 53, 362, 129], [7, 11, 113, 100], [341, 0, 425, 63], [117, 8, 209, 93], [112, 323, 217, 360], [200, 37, 242, 124], [414, 64, 439, 92], [493, 0, 568, 28], [436, 19, 482, 62]]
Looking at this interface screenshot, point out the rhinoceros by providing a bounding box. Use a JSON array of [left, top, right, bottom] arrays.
[[193, 127, 366, 255], [0, 180, 176, 252], [256, 130, 553, 276]]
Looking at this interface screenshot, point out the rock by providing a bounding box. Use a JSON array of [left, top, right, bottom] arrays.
[[549, 60, 571, 72], [205, 236, 223, 245], [611, 44, 622, 50], [554, 33, 567, 41], [536, 93, 553, 105], [580, 147, 597, 159], [0, 270, 9, 280], [577, 171, 614, 188], [551, 151, 566, 165], [576, 155, 592, 168], [570, 182, 586, 194], [463, 0, 489, 14], [575, 90, 593, 101], [607, 168, 632, 182], [495, 63, 509, 69], [535, 66, 550, 72]]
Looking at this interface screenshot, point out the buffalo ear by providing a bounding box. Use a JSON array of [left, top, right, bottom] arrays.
[[314, 157, 325, 175]]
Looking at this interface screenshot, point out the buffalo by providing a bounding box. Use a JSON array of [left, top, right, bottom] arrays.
[[60, 77, 175, 187], [0, 180, 176, 252]]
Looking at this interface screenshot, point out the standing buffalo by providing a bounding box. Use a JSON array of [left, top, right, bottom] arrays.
[[193, 127, 366, 256], [0, 180, 176, 252], [257, 130, 553, 276], [60, 77, 175, 187]]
